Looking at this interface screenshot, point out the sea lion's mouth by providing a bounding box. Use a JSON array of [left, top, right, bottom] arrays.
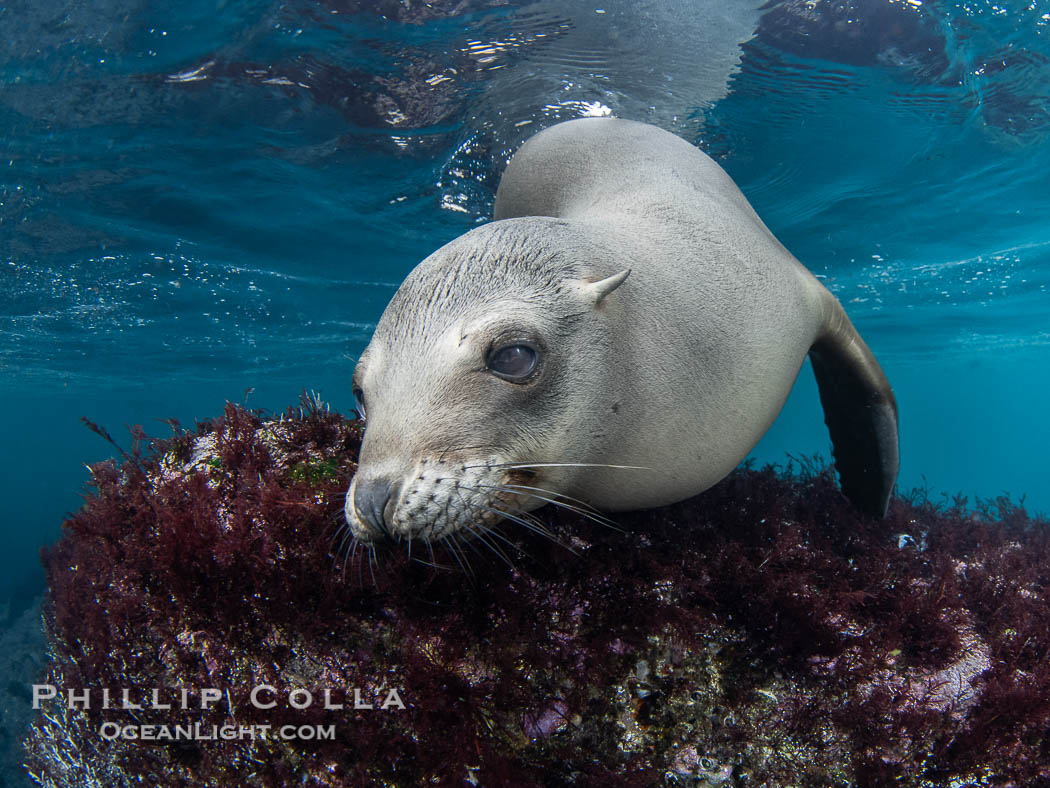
[[343, 457, 542, 545]]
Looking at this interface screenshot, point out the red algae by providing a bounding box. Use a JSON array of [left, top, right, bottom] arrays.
[[23, 400, 1050, 787]]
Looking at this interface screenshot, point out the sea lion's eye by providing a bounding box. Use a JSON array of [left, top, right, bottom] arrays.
[[352, 387, 367, 418], [487, 344, 538, 382]]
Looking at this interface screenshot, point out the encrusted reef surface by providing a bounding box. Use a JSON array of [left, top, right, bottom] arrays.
[[24, 399, 1050, 787]]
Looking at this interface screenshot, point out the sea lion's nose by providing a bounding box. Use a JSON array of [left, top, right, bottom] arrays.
[[352, 476, 398, 537]]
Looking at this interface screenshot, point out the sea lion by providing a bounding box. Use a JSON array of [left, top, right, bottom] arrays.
[[345, 117, 898, 544]]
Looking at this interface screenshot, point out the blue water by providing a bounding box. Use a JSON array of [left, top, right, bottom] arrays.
[[2, 0, 1050, 609]]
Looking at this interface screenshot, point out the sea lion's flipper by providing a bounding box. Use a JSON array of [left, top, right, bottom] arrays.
[[808, 292, 899, 517]]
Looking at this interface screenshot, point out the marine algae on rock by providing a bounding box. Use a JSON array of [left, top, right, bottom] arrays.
[[24, 398, 1050, 787]]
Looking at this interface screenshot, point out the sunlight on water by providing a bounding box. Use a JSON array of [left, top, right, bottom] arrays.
[[4, 0, 1048, 383]]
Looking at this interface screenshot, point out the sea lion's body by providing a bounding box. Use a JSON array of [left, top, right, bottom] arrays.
[[345, 118, 898, 543]]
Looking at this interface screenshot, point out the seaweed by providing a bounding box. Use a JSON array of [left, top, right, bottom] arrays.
[[23, 398, 1050, 786]]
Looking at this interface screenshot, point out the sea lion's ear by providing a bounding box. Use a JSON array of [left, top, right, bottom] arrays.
[[582, 269, 631, 305]]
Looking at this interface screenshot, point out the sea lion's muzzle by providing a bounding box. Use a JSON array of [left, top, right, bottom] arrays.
[[345, 474, 401, 542], [344, 455, 546, 545], [351, 475, 400, 538]]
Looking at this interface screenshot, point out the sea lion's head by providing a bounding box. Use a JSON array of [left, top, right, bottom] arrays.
[[344, 217, 630, 545]]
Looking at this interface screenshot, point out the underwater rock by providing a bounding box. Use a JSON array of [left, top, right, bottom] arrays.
[[1, 597, 48, 788], [756, 0, 950, 79], [24, 398, 1050, 786]]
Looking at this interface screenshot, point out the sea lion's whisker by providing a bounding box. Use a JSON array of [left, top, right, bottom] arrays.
[[335, 528, 356, 564], [407, 554, 453, 570], [348, 539, 361, 579], [452, 482, 557, 539], [342, 538, 359, 583], [479, 482, 621, 530], [459, 521, 517, 569], [453, 490, 520, 568], [328, 513, 356, 575], [458, 478, 616, 528], [326, 515, 345, 547], [336, 536, 353, 578], [412, 535, 458, 571], [405, 534, 455, 570], [327, 504, 359, 556], [444, 531, 474, 579], [505, 462, 650, 470], [366, 542, 379, 587], [497, 483, 599, 512], [471, 503, 572, 552], [464, 461, 650, 471], [328, 520, 348, 552], [465, 510, 531, 565], [358, 542, 374, 589], [481, 484, 610, 525], [471, 501, 551, 536], [348, 539, 369, 587]]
